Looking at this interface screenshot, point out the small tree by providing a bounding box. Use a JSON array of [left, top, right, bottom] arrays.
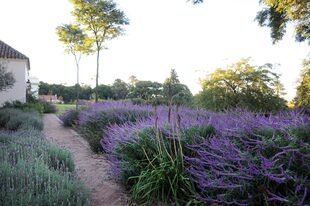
[[71, 0, 129, 102], [163, 69, 192, 122], [111, 79, 129, 100], [0, 62, 15, 91], [56, 24, 93, 108]]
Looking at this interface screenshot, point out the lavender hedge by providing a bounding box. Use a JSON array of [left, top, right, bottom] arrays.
[[187, 111, 310, 205], [60, 101, 310, 205]]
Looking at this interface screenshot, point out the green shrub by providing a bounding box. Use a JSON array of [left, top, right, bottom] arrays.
[[79, 107, 152, 153], [289, 124, 310, 143], [46, 144, 75, 172], [59, 109, 80, 127], [41, 101, 58, 113], [0, 108, 43, 131], [2, 100, 57, 114], [0, 129, 89, 206]]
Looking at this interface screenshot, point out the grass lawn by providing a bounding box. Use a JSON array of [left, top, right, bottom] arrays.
[[55, 104, 76, 115]]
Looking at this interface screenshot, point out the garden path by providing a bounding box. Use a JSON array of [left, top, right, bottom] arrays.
[[43, 114, 128, 206]]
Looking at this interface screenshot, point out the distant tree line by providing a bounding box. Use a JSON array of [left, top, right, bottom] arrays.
[[38, 69, 193, 105], [39, 57, 310, 112]]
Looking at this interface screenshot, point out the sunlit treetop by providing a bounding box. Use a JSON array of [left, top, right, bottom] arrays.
[[191, 0, 310, 44]]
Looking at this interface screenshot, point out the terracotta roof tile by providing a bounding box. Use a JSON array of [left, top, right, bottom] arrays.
[[0, 40, 30, 69]]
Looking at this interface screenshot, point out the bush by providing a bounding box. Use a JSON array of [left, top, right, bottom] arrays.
[[187, 111, 310, 205], [59, 109, 80, 127], [0, 108, 43, 130], [3, 100, 57, 114], [0, 129, 89, 206], [78, 102, 152, 153], [41, 101, 58, 113]]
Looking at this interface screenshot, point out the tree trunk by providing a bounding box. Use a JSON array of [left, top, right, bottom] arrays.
[[95, 49, 100, 102], [74, 54, 80, 109]]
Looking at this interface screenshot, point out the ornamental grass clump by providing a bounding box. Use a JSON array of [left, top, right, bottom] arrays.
[[104, 105, 214, 205], [114, 124, 200, 205], [186, 110, 310, 205]]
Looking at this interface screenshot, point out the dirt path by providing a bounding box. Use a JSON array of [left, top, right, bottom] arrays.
[[43, 114, 128, 206]]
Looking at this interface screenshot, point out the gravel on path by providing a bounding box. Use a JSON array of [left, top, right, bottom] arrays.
[[43, 114, 128, 206]]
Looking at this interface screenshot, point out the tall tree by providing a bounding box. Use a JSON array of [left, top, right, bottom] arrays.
[[129, 80, 163, 101], [56, 24, 93, 108], [111, 79, 129, 100], [163, 69, 192, 105], [296, 57, 310, 107], [0, 62, 15, 91], [96, 84, 113, 99], [71, 0, 129, 102], [163, 69, 192, 122], [194, 58, 286, 112]]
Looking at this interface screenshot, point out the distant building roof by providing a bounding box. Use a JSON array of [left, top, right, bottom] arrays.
[[0, 40, 30, 69], [39, 95, 59, 102]]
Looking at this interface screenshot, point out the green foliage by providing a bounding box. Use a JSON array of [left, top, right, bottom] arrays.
[[56, 24, 93, 108], [56, 24, 93, 56], [71, 0, 129, 102], [46, 144, 75, 172], [0, 129, 89, 206], [296, 57, 310, 107], [111, 79, 129, 100], [60, 109, 81, 127], [3, 99, 57, 114], [256, 0, 309, 43], [97, 84, 113, 99], [129, 80, 163, 101], [79, 107, 152, 153], [0, 108, 43, 131], [55, 104, 76, 115], [194, 58, 287, 112], [39, 82, 91, 103], [163, 69, 193, 106], [0, 61, 15, 91], [114, 125, 215, 205]]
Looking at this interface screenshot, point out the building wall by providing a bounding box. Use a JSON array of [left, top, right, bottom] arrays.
[[0, 59, 28, 105]]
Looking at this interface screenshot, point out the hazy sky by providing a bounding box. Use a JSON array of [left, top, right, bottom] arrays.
[[0, 0, 308, 100]]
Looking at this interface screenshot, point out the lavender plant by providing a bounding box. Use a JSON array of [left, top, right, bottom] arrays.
[[187, 110, 310, 205], [0, 109, 89, 206], [77, 101, 153, 152]]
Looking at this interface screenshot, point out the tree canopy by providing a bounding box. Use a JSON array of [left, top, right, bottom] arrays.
[[129, 80, 163, 101], [296, 57, 310, 107], [71, 0, 129, 102], [191, 0, 309, 44], [256, 0, 309, 44], [56, 23, 93, 107], [194, 58, 287, 112], [111, 79, 129, 100], [0, 62, 15, 91], [163, 69, 192, 105]]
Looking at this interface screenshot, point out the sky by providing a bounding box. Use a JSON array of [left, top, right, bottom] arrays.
[[0, 0, 308, 100]]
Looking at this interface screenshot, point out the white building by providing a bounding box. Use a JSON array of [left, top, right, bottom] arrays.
[[0, 40, 30, 105], [29, 76, 39, 98]]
